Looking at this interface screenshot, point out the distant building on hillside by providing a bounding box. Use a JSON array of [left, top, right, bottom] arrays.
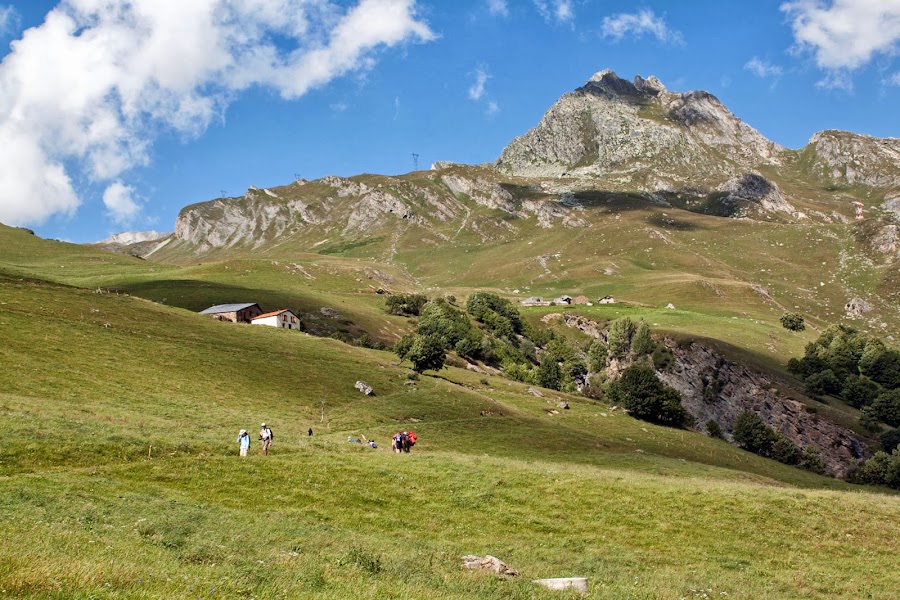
[[598, 295, 616, 304], [553, 295, 573, 305], [251, 309, 301, 330], [520, 297, 550, 307], [573, 295, 590, 305], [199, 303, 262, 323]]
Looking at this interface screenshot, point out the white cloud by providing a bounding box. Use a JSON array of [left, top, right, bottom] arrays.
[[469, 68, 489, 100], [534, 0, 573, 25], [816, 70, 854, 91], [487, 0, 508, 17], [744, 57, 784, 79], [891, 72, 900, 86], [102, 182, 141, 225], [781, 0, 900, 71], [0, 5, 18, 35], [486, 100, 499, 115], [601, 9, 683, 45], [0, 0, 434, 227]]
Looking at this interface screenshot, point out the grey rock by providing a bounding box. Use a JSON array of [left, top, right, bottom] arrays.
[[845, 298, 872, 317], [461, 555, 519, 576], [354, 381, 374, 396]]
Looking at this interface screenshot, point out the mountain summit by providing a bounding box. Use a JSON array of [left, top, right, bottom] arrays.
[[496, 69, 783, 188]]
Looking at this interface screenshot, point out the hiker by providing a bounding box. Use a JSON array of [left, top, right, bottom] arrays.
[[308, 428, 313, 436], [237, 429, 251, 457], [392, 431, 407, 453], [366, 440, 377, 449], [407, 431, 417, 448], [259, 422, 274, 455]]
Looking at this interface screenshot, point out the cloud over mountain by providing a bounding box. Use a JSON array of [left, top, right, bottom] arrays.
[[782, 0, 900, 88], [0, 0, 433, 227]]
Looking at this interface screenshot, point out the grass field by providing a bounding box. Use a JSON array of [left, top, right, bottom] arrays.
[[2, 250, 900, 598]]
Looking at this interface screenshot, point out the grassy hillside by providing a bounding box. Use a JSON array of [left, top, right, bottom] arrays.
[[2, 234, 899, 598]]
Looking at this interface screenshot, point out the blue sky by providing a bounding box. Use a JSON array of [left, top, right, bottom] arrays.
[[0, 0, 898, 243]]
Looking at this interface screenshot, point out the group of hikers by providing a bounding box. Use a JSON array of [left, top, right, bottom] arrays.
[[236, 423, 274, 457], [237, 423, 417, 456]]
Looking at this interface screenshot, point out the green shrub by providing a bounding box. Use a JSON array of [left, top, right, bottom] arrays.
[[385, 293, 427, 316], [588, 340, 609, 373], [605, 364, 691, 427], [804, 369, 841, 397], [867, 389, 900, 427], [465, 292, 524, 336], [406, 334, 446, 373], [732, 411, 779, 456], [631, 321, 655, 355], [607, 317, 637, 358], [416, 300, 471, 348], [706, 419, 723, 439], [849, 451, 895, 487], [394, 334, 415, 359], [880, 428, 900, 453], [502, 360, 536, 384], [842, 375, 881, 408], [582, 373, 606, 400], [780, 312, 805, 331], [537, 358, 562, 390], [799, 447, 827, 474], [652, 344, 675, 371], [771, 436, 800, 465]]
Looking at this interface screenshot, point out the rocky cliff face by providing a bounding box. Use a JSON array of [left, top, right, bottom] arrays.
[[807, 131, 900, 188], [657, 341, 868, 478], [172, 171, 590, 252], [555, 313, 869, 477], [496, 70, 784, 188]]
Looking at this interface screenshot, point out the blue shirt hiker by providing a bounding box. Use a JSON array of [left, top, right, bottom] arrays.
[[237, 429, 251, 457]]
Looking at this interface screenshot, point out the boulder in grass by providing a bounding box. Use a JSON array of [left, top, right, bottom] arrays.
[[354, 381, 374, 395], [461, 555, 519, 577]]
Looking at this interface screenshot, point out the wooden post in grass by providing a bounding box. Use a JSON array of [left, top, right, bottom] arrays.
[[321, 400, 325, 423]]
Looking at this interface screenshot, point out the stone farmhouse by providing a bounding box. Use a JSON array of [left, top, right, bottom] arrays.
[[520, 297, 550, 307], [199, 303, 263, 323], [251, 309, 301, 330]]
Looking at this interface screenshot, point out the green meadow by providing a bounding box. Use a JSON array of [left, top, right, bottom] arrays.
[[2, 222, 899, 598]]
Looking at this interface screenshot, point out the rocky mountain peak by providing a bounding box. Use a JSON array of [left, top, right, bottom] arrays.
[[496, 68, 784, 184]]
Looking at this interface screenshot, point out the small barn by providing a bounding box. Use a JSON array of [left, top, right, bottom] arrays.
[[573, 295, 590, 305], [200, 303, 263, 323], [252, 309, 301, 330], [520, 297, 550, 307], [598, 296, 616, 304], [553, 295, 573, 305]]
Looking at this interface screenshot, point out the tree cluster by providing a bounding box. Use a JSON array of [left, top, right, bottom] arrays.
[[394, 294, 547, 374], [731, 411, 825, 473], [385, 293, 428, 317], [849, 449, 900, 489], [605, 364, 692, 427], [787, 325, 900, 441]]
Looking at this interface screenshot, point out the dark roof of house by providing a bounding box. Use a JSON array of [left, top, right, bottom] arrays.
[[199, 303, 260, 314]]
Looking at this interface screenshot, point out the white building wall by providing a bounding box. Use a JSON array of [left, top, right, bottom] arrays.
[[252, 312, 299, 329]]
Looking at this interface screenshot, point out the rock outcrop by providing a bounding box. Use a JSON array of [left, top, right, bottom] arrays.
[[715, 173, 796, 216], [496, 70, 783, 186], [806, 131, 900, 188], [657, 341, 869, 478], [553, 313, 870, 477]]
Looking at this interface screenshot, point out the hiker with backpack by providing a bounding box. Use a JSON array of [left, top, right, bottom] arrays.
[[259, 423, 274, 455], [237, 429, 251, 457], [392, 431, 406, 453]]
